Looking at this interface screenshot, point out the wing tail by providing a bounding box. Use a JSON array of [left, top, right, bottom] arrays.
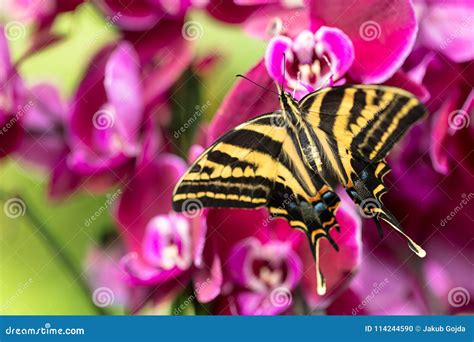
[[347, 160, 426, 258]]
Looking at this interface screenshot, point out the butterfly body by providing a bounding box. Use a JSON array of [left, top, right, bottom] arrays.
[[172, 84, 428, 295]]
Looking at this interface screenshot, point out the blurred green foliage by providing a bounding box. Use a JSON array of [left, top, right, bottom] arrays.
[[0, 3, 265, 314]]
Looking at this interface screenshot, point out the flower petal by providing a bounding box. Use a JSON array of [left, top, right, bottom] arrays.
[[315, 26, 354, 79], [104, 42, 143, 146], [309, 0, 417, 83], [194, 236, 223, 303], [116, 153, 187, 253], [264, 35, 293, 84]]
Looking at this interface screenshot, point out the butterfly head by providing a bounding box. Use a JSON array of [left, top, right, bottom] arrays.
[[278, 90, 302, 123]]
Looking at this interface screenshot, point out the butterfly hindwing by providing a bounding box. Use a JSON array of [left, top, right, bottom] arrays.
[[300, 85, 427, 257]]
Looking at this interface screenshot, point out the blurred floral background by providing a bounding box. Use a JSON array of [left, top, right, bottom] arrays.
[[0, 0, 473, 315]]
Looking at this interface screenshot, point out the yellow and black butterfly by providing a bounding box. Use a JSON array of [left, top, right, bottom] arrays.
[[172, 83, 427, 295]]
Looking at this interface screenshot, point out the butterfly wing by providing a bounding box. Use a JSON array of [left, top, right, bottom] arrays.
[[300, 85, 427, 257], [173, 113, 285, 210], [172, 112, 341, 294]]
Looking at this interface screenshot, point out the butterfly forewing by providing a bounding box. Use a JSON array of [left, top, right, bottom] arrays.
[[300, 85, 427, 162], [172, 113, 284, 209]]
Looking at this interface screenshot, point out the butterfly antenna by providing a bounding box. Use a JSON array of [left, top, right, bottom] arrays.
[[281, 52, 286, 94], [235, 74, 278, 95]]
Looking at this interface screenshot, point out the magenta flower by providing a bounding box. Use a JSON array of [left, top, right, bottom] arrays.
[[202, 208, 302, 314], [114, 152, 209, 309], [265, 27, 354, 98], [121, 213, 193, 285], [213, 0, 419, 129], [227, 237, 302, 315]]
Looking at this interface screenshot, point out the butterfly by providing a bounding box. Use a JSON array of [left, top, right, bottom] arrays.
[[172, 83, 427, 295]]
